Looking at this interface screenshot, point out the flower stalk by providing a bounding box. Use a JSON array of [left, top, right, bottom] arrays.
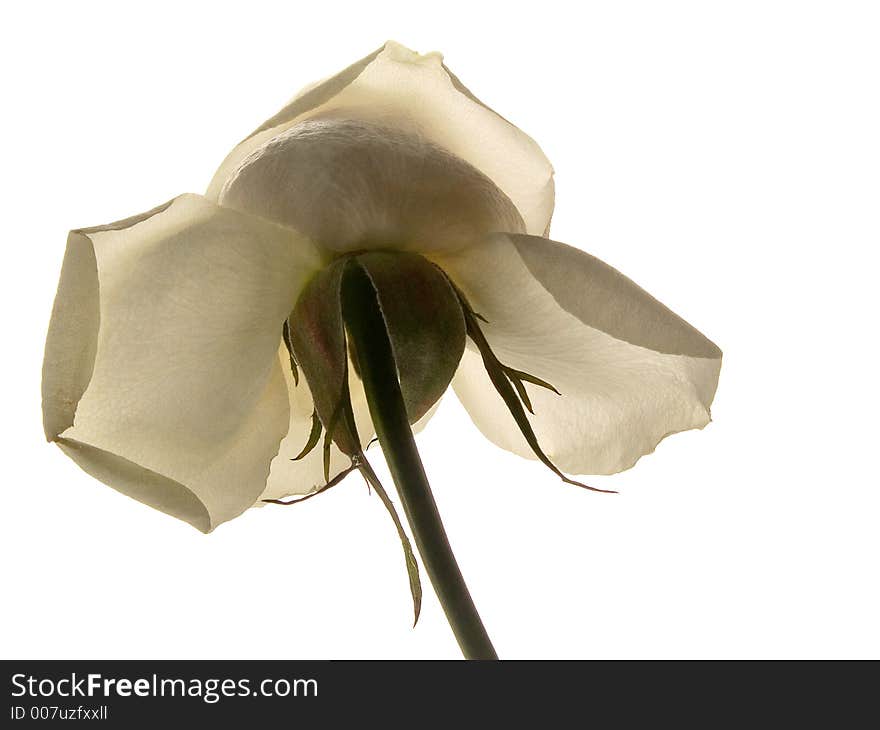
[[342, 263, 498, 660]]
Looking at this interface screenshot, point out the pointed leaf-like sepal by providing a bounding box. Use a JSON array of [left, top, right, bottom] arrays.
[[453, 288, 615, 494], [281, 319, 300, 386], [287, 259, 361, 457], [292, 409, 323, 461], [353, 253, 466, 424], [359, 457, 423, 626]]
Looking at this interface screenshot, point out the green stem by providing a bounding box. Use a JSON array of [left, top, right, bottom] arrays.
[[342, 264, 498, 660]]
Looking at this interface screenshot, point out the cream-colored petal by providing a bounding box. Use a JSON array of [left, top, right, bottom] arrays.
[[208, 41, 554, 236], [437, 234, 721, 475], [218, 118, 524, 255], [43, 194, 323, 531]]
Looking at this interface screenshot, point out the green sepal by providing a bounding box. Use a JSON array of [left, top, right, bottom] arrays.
[[454, 290, 615, 495], [292, 409, 323, 461], [353, 253, 465, 424], [275, 265, 427, 624], [288, 259, 360, 457], [508, 374, 534, 414], [505, 367, 561, 396], [502, 366, 562, 414], [358, 457, 423, 627], [281, 319, 300, 386], [288, 251, 467, 456], [336, 361, 423, 627], [322, 396, 346, 483], [262, 462, 358, 506]]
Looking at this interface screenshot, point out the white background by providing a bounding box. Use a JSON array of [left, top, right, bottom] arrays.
[[2, 1, 878, 659]]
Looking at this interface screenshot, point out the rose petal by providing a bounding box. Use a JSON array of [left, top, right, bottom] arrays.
[[437, 234, 722, 475], [43, 194, 323, 531], [207, 41, 554, 236], [217, 119, 524, 254]]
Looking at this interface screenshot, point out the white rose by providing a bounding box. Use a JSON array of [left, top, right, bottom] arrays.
[[42, 41, 721, 657]]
